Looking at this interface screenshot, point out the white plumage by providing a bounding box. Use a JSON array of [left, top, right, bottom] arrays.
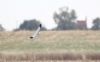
[[30, 24, 42, 39]]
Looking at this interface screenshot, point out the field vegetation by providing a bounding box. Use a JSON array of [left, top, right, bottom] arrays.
[[0, 30, 100, 62]]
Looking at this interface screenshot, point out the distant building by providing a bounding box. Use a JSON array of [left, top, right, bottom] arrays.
[[76, 20, 87, 30]]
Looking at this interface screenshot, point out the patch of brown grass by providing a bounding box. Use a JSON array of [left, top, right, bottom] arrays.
[[0, 52, 100, 62]]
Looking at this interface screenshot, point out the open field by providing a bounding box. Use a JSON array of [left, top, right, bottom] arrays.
[[0, 30, 100, 62], [0, 30, 100, 53]]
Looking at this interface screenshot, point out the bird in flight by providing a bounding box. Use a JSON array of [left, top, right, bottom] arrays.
[[30, 24, 42, 39]]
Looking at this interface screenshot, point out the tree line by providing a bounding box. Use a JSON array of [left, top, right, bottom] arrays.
[[0, 7, 100, 31]]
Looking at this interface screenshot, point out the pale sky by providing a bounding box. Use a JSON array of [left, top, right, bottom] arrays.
[[0, 0, 100, 31]]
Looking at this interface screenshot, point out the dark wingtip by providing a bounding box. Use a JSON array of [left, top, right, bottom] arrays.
[[30, 36, 33, 39], [40, 24, 42, 28]]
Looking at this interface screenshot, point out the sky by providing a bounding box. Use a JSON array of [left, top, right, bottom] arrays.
[[0, 0, 100, 31]]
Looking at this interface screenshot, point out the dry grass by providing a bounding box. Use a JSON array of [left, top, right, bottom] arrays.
[[0, 52, 100, 62], [0, 30, 100, 62], [0, 30, 100, 53]]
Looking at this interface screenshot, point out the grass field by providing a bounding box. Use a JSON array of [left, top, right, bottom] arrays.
[[0, 30, 100, 62]]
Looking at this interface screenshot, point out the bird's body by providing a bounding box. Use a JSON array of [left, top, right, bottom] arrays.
[[30, 24, 42, 39]]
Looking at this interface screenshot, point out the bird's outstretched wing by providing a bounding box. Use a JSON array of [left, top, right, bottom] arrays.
[[30, 24, 42, 39]]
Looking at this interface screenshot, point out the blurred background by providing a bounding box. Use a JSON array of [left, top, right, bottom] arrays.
[[0, 0, 100, 31]]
